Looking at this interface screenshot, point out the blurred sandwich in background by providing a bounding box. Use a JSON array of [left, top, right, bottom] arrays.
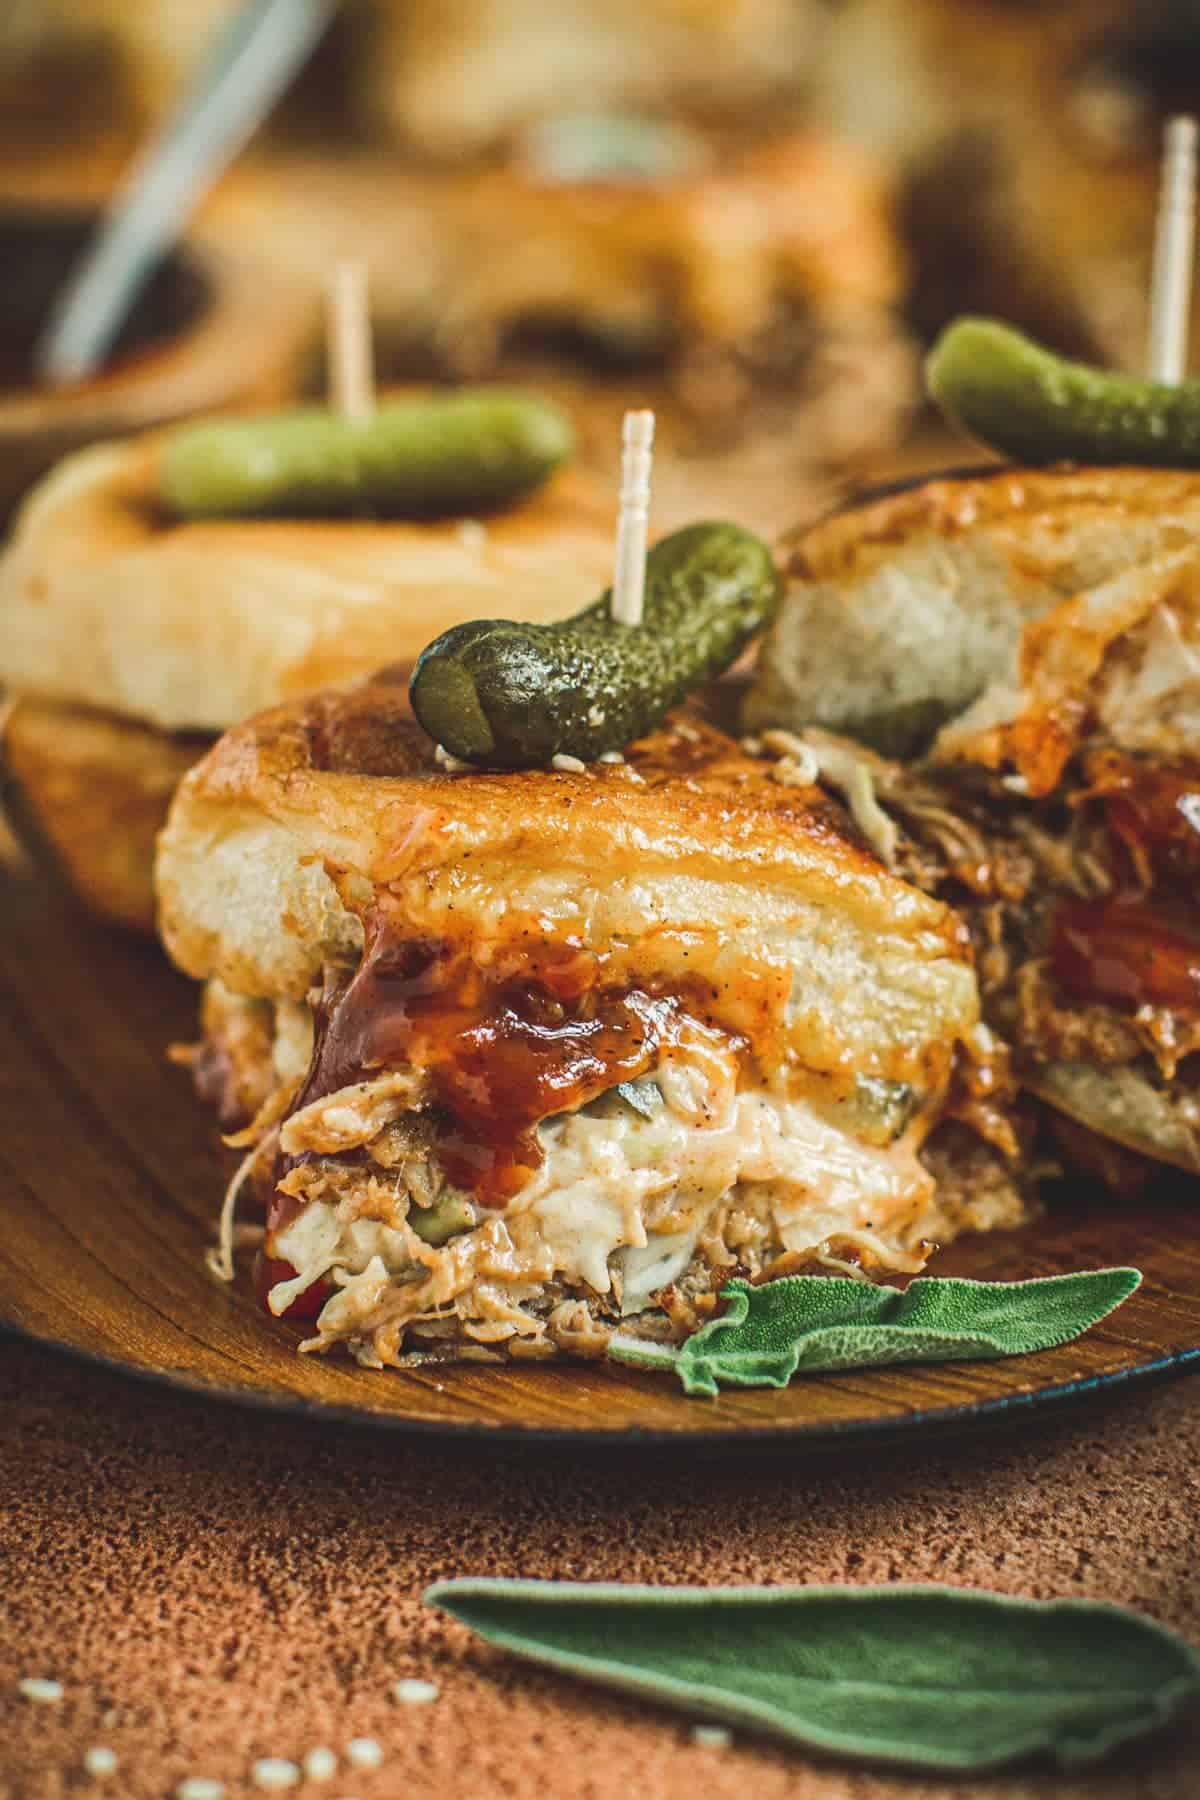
[[0, 422, 615, 932], [820, 0, 1200, 372], [0, 0, 239, 142], [10, 0, 1200, 390], [746, 465, 1200, 1192], [0, 1, 915, 526], [210, 121, 915, 529]]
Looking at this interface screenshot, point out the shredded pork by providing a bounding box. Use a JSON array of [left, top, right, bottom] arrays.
[[744, 728, 1200, 1183], [189, 991, 1026, 1366]]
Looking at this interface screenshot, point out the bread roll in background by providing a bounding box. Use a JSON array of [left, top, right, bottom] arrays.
[[747, 466, 1200, 764], [745, 465, 1200, 1184], [5, 0, 1195, 387], [0, 430, 618, 736], [0, 426, 619, 931], [1, 698, 205, 935]]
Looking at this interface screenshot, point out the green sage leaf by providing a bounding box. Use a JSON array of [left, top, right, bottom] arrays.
[[425, 1579, 1200, 1772], [608, 1268, 1141, 1396]]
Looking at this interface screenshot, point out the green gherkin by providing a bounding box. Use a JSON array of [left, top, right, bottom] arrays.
[[927, 317, 1200, 467], [161, 390, 573, 518], [410, 522, 781, 768]]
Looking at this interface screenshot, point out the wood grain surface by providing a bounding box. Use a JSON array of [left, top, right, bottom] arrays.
[[2, 818, 1198, 1447]]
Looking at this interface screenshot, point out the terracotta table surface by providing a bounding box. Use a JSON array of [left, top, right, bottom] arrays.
[[2, 1336, 1198, 1800]]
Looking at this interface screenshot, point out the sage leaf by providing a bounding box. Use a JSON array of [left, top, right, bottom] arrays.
[[425, 1579, 1200, 1773], [608, 1268, 1141, 1396]]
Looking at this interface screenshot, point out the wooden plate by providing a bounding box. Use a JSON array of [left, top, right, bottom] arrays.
[[2, 823, 1198, 1449]]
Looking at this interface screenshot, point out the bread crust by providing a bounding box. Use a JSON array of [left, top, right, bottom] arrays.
[[747, 465, 1200, 773], [0, 430, 616, 734], [747, 464, 1200, 1176], [796, 466, 1200, 573], [2, 696, 206, 932], [156, 681, 977, 1091], [1029, 1062, 1200, 1178], [794, 465, 1200, 582]]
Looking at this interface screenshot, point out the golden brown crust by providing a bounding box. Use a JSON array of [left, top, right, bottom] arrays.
[[1, 696, 207, 933], [175, 678, 952, 902], [157, 683, 979, 1098], [791, 466, 1200, 585], [0, 428, 616, 733], [749, 464, 1200, 769]]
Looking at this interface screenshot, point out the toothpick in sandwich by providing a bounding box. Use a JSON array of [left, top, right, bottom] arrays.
[[326, 259, 376, 421], [1147, 116, 1198, 385], [610, 409, 655, 627]]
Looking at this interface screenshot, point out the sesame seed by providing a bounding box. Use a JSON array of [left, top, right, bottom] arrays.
[[597, 749, 625, 763], [690, 1725, 732, 1749], [251, 1759, 300, 1790], [303, 1748, 338, 1781], [176, 1781, 226, 1800], [456, 519, 487, 550], [83, 1748, 118, 1777], [393, 1678, 439, 1705], [346, 1738, 384, 1770], [551, 753, 586, 773], [18, 1678, 63, 1703]]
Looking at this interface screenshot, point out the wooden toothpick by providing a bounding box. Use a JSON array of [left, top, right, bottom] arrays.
[[611, 410, 655, 627], [326, 260, 375, 420], [1148, 116, 1198, 384]]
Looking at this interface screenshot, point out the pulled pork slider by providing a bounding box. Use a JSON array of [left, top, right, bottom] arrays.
[[156, 680, 1022, 1367], [746, 465, 1200, 1181]]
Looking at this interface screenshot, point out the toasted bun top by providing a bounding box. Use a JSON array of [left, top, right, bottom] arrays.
[[794, 465, 1200, 582], [746, 465, 1200, 782], [156, 679, 976, 1091], [0, 427, 616, 734]]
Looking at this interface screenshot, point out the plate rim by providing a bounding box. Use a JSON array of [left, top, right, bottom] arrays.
[[6, 1311, 1199, 1452]]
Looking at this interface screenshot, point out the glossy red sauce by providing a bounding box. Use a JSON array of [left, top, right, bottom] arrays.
[[262, 907, 739, 1316], [254, 1252, 330, 1322], [1048, 754, 1200, 1016], [1085, 751, 1200, 887], [1052, 896, 1200, 1014]]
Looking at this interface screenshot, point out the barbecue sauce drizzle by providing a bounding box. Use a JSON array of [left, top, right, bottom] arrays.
[[261, 904, 741, 1314], [1050, 754, 1200, 1015]]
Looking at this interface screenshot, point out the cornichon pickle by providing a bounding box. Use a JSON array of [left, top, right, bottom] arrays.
[[408, 1192, 476, 1246], [927, 317, 1200, 466], [409, 521, 780, 767], [161, 389, 574, 518], [840, 1076, 917, 1148]]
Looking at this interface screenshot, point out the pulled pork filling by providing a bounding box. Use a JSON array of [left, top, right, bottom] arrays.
[[193, 895, 1025, 1367], [839, 740, 1200, 1176]]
